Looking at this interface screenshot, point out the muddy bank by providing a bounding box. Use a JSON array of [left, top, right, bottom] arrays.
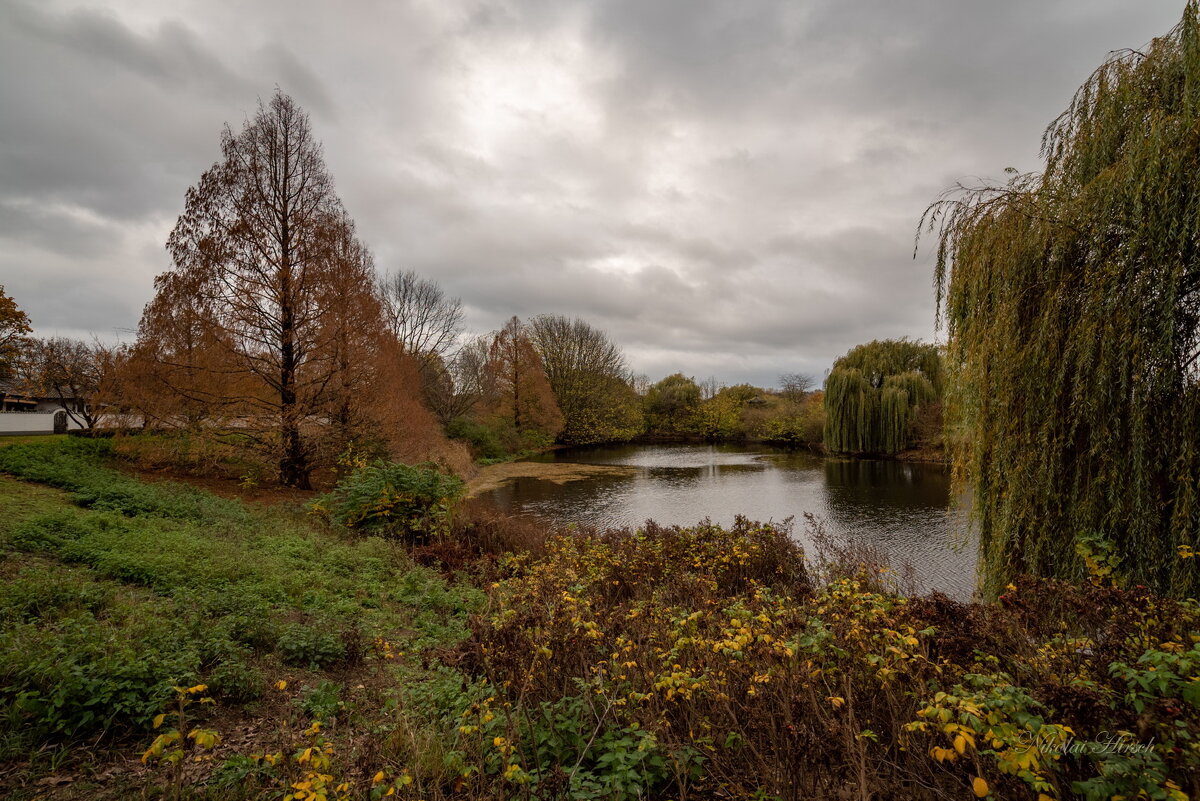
[[466, 459, 636, 497]]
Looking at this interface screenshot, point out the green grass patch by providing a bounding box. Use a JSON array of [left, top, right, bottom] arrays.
[[0, 434, 68, 448], [0, 439, 484, 746], [0, 437, 249, 524]]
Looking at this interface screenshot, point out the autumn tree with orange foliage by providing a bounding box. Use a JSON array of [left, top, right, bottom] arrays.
[[120, 270, 246, 430], [483, 316, 563, 449], [136, 90, 463, 487], [0, 285, 31, 383], [313, 213, 386, 457]]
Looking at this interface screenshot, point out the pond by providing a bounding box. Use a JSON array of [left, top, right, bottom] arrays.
[[476, 443, 977, 600]]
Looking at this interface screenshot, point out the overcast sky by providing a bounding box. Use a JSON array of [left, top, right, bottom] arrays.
[[0, 0, 1186, 387]]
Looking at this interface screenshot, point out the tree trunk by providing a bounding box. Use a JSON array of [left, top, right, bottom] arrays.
[[278, 315, 310, 488], [277, 216, 311, 489]]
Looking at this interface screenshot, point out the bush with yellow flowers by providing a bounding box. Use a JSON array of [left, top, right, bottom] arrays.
[[373, 519, 1200, 801]]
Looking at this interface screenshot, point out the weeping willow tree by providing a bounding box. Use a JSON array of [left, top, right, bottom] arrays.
[[823, 339, 941, 456], [922, 5, 1200, 598]]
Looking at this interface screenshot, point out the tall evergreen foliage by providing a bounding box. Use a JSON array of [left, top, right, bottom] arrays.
[[922, 5, 1200, 597], [823, 339, 940, 456]]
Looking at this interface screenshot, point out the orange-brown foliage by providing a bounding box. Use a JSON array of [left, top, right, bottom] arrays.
[[482, 316, 563, 441]]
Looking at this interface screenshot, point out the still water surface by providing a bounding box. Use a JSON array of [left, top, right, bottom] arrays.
[[478, 443, 977, 599]]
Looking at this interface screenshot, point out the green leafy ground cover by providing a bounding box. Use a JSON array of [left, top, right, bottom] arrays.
[[0, 438, 1197, 800], [0, 439, 483, 799]]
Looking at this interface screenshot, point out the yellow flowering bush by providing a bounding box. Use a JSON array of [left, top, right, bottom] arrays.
[[445, 521, 1200, 800]]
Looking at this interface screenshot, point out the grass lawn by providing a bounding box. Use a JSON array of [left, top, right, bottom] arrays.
[[0, 434, 67, 448], [0, 438, 484, 799]]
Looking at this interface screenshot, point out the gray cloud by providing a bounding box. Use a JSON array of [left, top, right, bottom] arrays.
[[0, 0, 1185, 386]]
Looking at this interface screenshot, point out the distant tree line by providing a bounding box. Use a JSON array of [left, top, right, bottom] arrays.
[[639, 372, 825, 447]]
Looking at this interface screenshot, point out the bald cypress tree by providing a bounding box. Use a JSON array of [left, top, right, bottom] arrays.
[[923, 4, 1200, 597], [823, 339, 940, 456], [155, 91, 404, 488]]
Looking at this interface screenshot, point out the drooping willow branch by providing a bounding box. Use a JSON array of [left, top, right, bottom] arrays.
[[921, 5, 1200, 598]]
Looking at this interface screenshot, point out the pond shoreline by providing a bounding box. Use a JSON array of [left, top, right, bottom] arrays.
[[468, 442, 971, 599], [466, 459, 637, 497], [466, 443, 949, 499]]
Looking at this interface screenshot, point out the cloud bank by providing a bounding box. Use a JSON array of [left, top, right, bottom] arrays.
[[0, 0, 1184, 386]]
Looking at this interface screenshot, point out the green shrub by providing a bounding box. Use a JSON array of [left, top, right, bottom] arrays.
[[446, 417, 508, 460], [0, 564, 111, 623], [8, 511, 94, 553], [208, 655, 265, 703], [0, 609, 201, 736], [210, 753, 277, 790], [10, 511, 251, 594], [524, 691, 674, 798], [298, 680, 345, 722], [276, 623, 346, 669], [312, 460, 464, 543]]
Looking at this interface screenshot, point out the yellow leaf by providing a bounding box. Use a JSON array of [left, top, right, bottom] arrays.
[[930, 746, 958, 763], [954, 734, 967, 754], [972, 776, 989, 797], [153, 713, 167, 729], [275, 680, 288, 691], [827, 696, 845, 709], [372, 771, 386, 785]]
